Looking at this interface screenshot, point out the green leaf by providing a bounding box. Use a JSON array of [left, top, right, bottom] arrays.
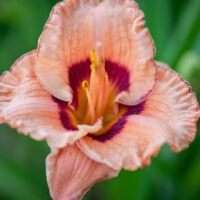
[[161, 0, 200, 66]]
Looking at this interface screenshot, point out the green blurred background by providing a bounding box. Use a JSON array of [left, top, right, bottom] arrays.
[[0, 0, 200, 199]]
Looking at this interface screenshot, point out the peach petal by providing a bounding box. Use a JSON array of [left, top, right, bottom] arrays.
[[36, 0, 96, 102], [99, 0, 156, 105], [141, 62, 200, 151], [77, 63, 199, 170], [46, 144, 118, 200], [36, 0, 156, 105], [78, 115, 168, 170], [0, 51, 103, 148]]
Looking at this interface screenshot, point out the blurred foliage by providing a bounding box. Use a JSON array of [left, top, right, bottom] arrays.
[[0, 0, 200, 199]]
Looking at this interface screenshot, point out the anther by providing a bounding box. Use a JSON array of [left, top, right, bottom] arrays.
[[82, 80, 89, 89], [90, 64, 96, 71], [90, 49, 97, 65]]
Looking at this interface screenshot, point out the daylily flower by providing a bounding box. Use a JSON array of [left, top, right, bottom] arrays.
[[0, 0, 199, 199]]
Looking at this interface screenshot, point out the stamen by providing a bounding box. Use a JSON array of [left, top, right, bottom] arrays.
[[82, 80, 96, 123], [96, 72, 109, 118], [92, 43, 109, 115], [82, 43, 110, 125]]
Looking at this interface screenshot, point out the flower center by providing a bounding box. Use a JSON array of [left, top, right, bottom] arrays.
[[67, 42, 128, 136], [81, 43, 109, 125]]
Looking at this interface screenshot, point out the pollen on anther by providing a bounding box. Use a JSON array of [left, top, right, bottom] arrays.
[[90, 49, 97, 65], [82, 80, 89, 89], [90, 64, 96, 71]]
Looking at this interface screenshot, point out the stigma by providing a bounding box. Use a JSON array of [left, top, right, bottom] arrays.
[[82, 42, 109, 125]]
